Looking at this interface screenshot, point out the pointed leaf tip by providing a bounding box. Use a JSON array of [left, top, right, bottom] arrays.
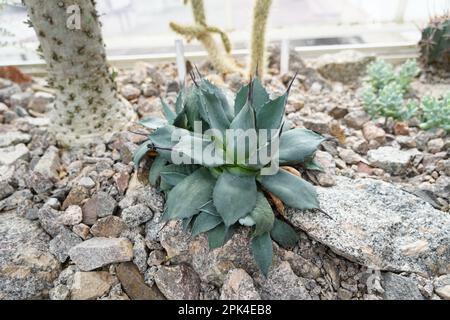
[[252, 233, 273, 277]]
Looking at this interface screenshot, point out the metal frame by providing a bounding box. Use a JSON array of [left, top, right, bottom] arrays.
[[3, 41, 419, 76]]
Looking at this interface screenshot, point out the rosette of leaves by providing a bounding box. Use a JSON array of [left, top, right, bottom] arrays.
[[134, 73, 325, 275], [362, 59, 420, 121], [419, 93, 450, 133]]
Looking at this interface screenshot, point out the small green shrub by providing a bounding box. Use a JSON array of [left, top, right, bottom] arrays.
[[419, 93, 450, 132], [134, 74, 325, 275], [362, 59, 420, 121]]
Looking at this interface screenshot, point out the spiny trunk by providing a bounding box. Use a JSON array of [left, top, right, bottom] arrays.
[[24, 0, 135, 147]]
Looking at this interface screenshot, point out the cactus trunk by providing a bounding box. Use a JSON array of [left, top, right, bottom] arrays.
[[419, 15, 450, 71], [170, 0, 240, 74], [249, 0, 273, 78], [24, 0, 135, 147]]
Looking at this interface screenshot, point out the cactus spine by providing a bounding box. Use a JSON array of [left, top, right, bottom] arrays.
[[249, 0, 273, 78], [170, 0, 240, 74]]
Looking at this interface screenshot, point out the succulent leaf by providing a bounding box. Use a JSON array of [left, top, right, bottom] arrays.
[[251, 77, 270, 113], [279, 128, 326, 165], [208, 224, 235, 249], [182, 216, 195, 232], [213, 171, 258, 226], [199, 200, 221, 216], [148, 125, 190, 160], [133, 141, 151, 168], [270, 219, 299, 248], [191, 212, 223, 238], [304, 159, 325, 172], [161, 98, 177, 123], [249, 192, 275, 237], [199, 89, 231, 134], [234, 84, 249, 115], [160, 164, 199, 187], [259, 169, 319, 210], [139, 117, 168, 130], [200, 79, 234, 121], [149, 156, 168, 186], [175, 90, 185, 114], [251, 232, 273, 277], [165, 167, 216, 220], [185, 88, 204, 130], [226, 101, 258, 163], [173, 134, 225, 167], [256, 94, 287, 130]]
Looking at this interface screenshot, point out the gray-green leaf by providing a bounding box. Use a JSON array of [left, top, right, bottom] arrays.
[[139, 117, 168, 130], [250, 192, 275, 237], [305, 159, 324, 172], [160, 98, 176, 123], [251, 233, 273, 277], [199, 90, 230, 134], [160, 164, 199, 187], [270, 219, 298, 248], [148, 125, 190, 160], [133, 141, 151, 168], [259, 169, 320, 210], [252, 78, 270, 113], [149, 156, 167, 186], [191, 212, 223, 238], [256, 95, 287, 130], [165, 168, 216, 220], [279, 128, 325, 165], [213, 172, 258, 227], [234, 84, 249, 115], [172, 134, 225, 167], [207, 224, 235, 249]]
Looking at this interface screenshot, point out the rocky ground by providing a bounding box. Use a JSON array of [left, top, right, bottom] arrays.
[[0, 49, 449, 300]]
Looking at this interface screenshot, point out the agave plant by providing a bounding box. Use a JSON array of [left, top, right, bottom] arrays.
[[134, 71, 325, 275]]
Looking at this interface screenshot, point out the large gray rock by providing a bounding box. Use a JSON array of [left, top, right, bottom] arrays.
[[367, 146, 417, 175], [434, 275, 450, 300], [70, 271, 114, 300], [286, 176, 450, 276], [121, 204, 153, 228], [344, 110, 371, 129], [116, 262, 165, 300], [314, 50, 375, 84], [382, 272, 424, 300], [220, 269, 261, 300], [81, 192, 117, 225], [254, 261, 312, 300], [49, 229, 83, 263], [154, 264, 201, 300], [0, 181, 14, 201], [0, 212, 60, 299], [28, 91, 54, 113], [156, 222, 263, 286], [0, 144, 29, 166], [33, 146, 60, 180], [37, 205, 66, 237], [68, 237, 133, 271], [10, 92, 32, 108], [0, 84, 21, 102], [0, 131, 31, 148], [0, 189, 33, 212], [90, 216, 127, 238]]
